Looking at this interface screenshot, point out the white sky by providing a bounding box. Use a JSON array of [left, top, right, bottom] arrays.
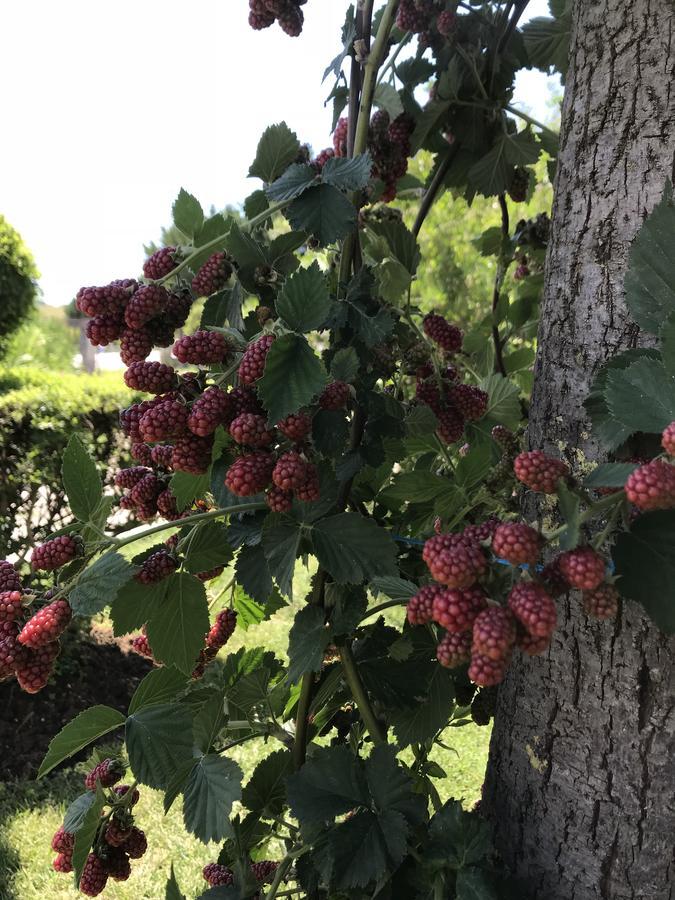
[[0, 0, 556, 306]]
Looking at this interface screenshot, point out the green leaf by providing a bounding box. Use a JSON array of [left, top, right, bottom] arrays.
[[266, 163, 318, 202], [248, 122, 300, 183], [370, 576, 417, 602], [584, 463, 637, 489], [410, 99, 451, 155], [145, 573, 210, 675], [286, 744, 366, 823], [330, 347, 360, 382], [68, 552, 135, 616], [456, 444, 493, 489], [63, 792, 96, 834], [170, 470, 211, 512], [456, 868, 499, 900], [522, 8, 572, 76], [38, 705, 125, 778], [469, 131, 540, 197], [276, 261, 333, 333], [233, 585, 287, 630], [311, 513, 399, 584], [380, 471, 452, 504], [222, 221, 267, 268], [480, 373, 522, 429], [613, 511, 675, 633], [257, 333, 329, 424], [606, 358, 675, 434], [287, 183, 357, 246], [111, 577, 167, 636], [194, 212, 230, 248], [373, 82, 404, 119], [182, 754, 242, 843], [261, 514, 301, 596], [366, 218, 420, 274], [181, 522, 233, 574], [405, 404, 438, 435], [322, 153, 373, 192], [427, 800, 492, 869], [173, 188, 204, 239], [624, 184, 675, 333], [391, 665, 455, 747], [556, 480, 581, 551], [62, 434, 102, 523], [128, 667, 188, 715], [193, 691, 227, 754], [241, 749, 292, 816], [473, 226, 504, 257], [125, 702, 194, 789], [323, 6, 356, 82], [72, 785, 105, 887], [660, 311, 675, 376], [287, 604, 330, 683], [235, 544, 273, 605], [165, 864, 187, 900]]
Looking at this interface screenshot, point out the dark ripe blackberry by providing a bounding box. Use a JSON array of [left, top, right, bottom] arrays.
[[173, 330, 231, 365], [206, 608, 237, 650], [143, 246, 179, 280], [450, 384, 488, 421], [0, 561, 21, 592], [156, 489, 179, 519], [79, 853, 108, 896], [249, 0, 275, 29], [333, 117, 349, 157], [191, 252, 233, 297], [230, 385, 264, 417], [102, 847, 132, 882], [251, 860, 279, 883], [188, 386, 233, 437], [370, 109, 391, 142], [14, 640, 60, 693], [114, 466, 152, 490], [423, 313, 463, 353], [120, 396, 165, 440], [437, 8, 456, 35], [312, 147, 335, 171], [277, 410, 312, 442], [76, 280, 137, 318], [203, 862, 234, 886], [136, 501, 160, 521], [387, 112, 415, 148], [145, 318, 175, 349], [225, 452, 275, 496], [86, 315, 123, 347], [129, 473, 162, 506], [229, 413, 275, 447], [19, 600, 72, 649], [238, 334, 275, 385], [31, 535, 82, 571], [266, 485, 293, 512], [124, 361, 177, 394], [295, 462, 320, 502], [136, 550, 178, 584], [272, 451, 309, 491], [120, 827, 147, 859], [0, 591, 23, 623], [436, 405, 465, 444], [139, 397, 189, 442], [277, 1, 304, 36], [164, 288, 194, 329], [423, 533, 487, 589], [120, 327, 153, 365], [172, 433, 214, 474], [508, 167, 530, 203], [197, 566, 224, 582], [0, 620, 21, 677], [396, 0, 435, 32], [124, 284, 169, 330], [131, 633, 153, 659], [149, 445, 173, 470], [319, 381, 351, 410], [471, 686, 498, 726]]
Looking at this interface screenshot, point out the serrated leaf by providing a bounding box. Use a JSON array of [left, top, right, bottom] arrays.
[[165, 864, 187, 900], [322, 153, 373, 192], [373, 82, 404, 119], [311, 513, 398, 584], [405, 404, 438, 435], [128, 667, 188, 715], [145, 573, 210, 675], [266, 163, 318, 202], [182, 754, 242, 843], [276, 261, 333, 333], [222, 221, 267, 268], [660, 311, 675, 376], [233, 585, 287, 630], [241, 749, 292, 816], [584, 463, 637, 489], [380, 471, 452, 504], [366, 218, 420, 274], [195, 212, 230, 248], [125, 702, 194, 789], [173, 188, 204, 239], [257, 333, 329, 424], [69, 552, 135, 617], [182, 522, 233, 574], [330, 347, 360, 383], [63, 792, 96, 833], [261, 514, 301, 596], [235, 543, 273, 605], [556, 480, 581, 551], [522, 9, 571, 76], [287, 744, 366, 823], [456, 867, 499, 900], [410, 100, 451, 155], [323, 6, 357, 81], [391, 665, 455, 747], [613, 511, 675, 633], [193, 691, 227, 754], [111, 576, 167, 636], [427, 800, 493, 869], [606, 358, 675, 434], [370, 576, 417, 602], [287, 604, 330, 683], [287, 183, 357, 246], [468, 131, 540, 197], [72, 785, 105, 887], [170, 470, 212, 512], [38, 705, 125, 778], [62, 434, 102, 523], [248, 122, 300, 183], [474, 226, 504, 257], [480, 373, 522, 429]]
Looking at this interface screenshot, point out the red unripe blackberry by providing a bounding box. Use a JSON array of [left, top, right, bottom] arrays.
[[238, 334, 275, 385], [312, 148, 335, 171], [136, 501, 159, 522], [52, 826, 75, 854], [462, 517, 500, 544], [582, 583, 619, 620], [252, 860, 279, 883], [113, 784, 140, 805], [85, 758, 125, 791], [53, 852, 73, 873], [625, 459, 675, 510], [206, 608, 237, 651], [151, 444, 175, 470], [173, 330, 231, 365], [124, 284, 168, 329], [0, 621, 21, 677], [203, 862, 234, 886], [191, 252, 233, 297], [31, 535, 82, 571], [277, 411, 312, 442], [80, 853, 108, 896], [120, 396, 164, 440], [129, 473, 162, 506], [508, 167, 530, 203], [172, 433, 214, 474], [15, 640, 60, 693], [115, 466, 152, 490], [188, 386, 233, 437], [517, 626, 551, 657], [406, 584, 441, 626], [492, 522, 541, 566], [130, 442, 153, 465], [450, 384, 488, 421], [396, 0, 433, 32], [437, 8, 456, 35], [436, 405, 465, 444], [230, 412, 275, 447], [139, 397, 189, 442], [437, 630, 472, 668], [468, 650, 506, 687], [415, 374, 442, 411], [86, 315, 123, 347], [76, 280, 136, 318], [124, 360, 177, 394], [156, 489, 179, 520], [423, 313, 463, 353], [121, 826, 147, 859], [558, 547, 606, 591], [471, 607, 517, 661], [225, 452, 275, 496], [131, 633, 153, 659], [136, 550, 178, 585], [319, 381, 351, 410], [508, 582, 557, 638], [387, 112, 415, 148], [273, 451, 309, 491], [104, 819, 132, 848], [164, 288, 194, 330], [102, 847, 132, 881], [333, 116, 349, 157], [0, 561, 21, 592], [432, 586, 487, 632], [0, 590, 23, 622], [295, 463, 320, 502], [18, 599, 72, 648], [143, 246, 179, 280], [662, 422, 675, 456], [423, 533, 487, 588], [266, 485, 293, 512], [197, 566, 224, 582], [514, 450, 569, 494], [120, 327, 154, 365], [230, 384, 265, 417]]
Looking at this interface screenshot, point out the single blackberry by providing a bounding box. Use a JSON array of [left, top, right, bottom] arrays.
[[492, 522, 541, 566], [508, 167, 530, 203], [0, 621, 21, 677], [0, 590, 23, 622], [206, 608, 237, 650], [188, 386, 233, 436], [450, 384, 488, 421], [436, 630, 472, 668], [18, 599, 72, 648], [129, 473, 162, 506], [131, 633, 153, 659], [120, 396, 165, 440], [203, 862, 234, 886], [114, 466, 153, 490], [225, 452, 275, 496], [508, 582, 557, 638], [468, 650, 506, 687], [230, 412, 275, 447], [333, 117, 349, 157], [86, 315, 123, 346], [79, 853, 108, 897], [312, 147, 335, 171], [104, 819, 132, 848], [272, 451, 309, 491], [295, 463, 320, 502], [15, 641, 60, 693], [51, 826, 75, 854], [319, 380, 351, 410], [130, 441, 153, 465], [517, 626, 551, 656], [102, 847, 132, 882], [423, 313, 463, 352], [156, 488, 179, 519], [625, 459, 675, 511], [662, 422, 675, 456], [139, 397, 189, 442], [406, 584, 442, 626], [173, 330, 231, 365], [471, 686, 498, 726], [113, 784, 140, 805], [124, 284, 168, 329], [558, 547, 606, 591], [164, 288, 194, 329], [471, 607, 517, 661], [197, 566, 224, 582], [172, 433, 214, 474], [238, 334, 275, 385], [514, 450, 569, 494], [124, 361, 177, 394], [277, 411, 312, 442], [136, 550, 178, 584], [436, 405, 465, 444], [423, 533, 487, 588], [252, 860, 280, 883], [277, 1, 304, 35], [31, 535, 82, 571], [582, 583, 619, 620], [120, 327, 154, 365], [151, 444, 175, 469], [266, 485, 293, 512], [437, 8, 456, 35], [143, 246, 179, 280], [191, 252, 233, 296], [52, 852, 73, 873], [462, 518, 500, 544], [432, 585, 487, 632], [85, 758, 125, 790], [230, 385, 265, 416], [0, 561, 21, 592], [76, 280, 136, 318]]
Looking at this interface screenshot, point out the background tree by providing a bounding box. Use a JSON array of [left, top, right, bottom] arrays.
[[0, 214, 38, 357]]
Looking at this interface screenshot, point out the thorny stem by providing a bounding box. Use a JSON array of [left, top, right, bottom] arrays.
[[263, 855, 296, 900], [339, 642, 385, 744]]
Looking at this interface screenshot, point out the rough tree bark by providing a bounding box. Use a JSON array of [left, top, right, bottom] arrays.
[[483, 2, 675, 899]]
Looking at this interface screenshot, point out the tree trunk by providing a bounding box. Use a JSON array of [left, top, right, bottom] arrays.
[[483, 2, 675, 898]]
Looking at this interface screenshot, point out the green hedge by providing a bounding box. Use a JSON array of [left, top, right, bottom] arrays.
[[0, 216, 38, 358], [0, 368, 133, 559]]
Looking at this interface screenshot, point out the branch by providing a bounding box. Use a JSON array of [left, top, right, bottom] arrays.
[[412, 143, 460, 238], [339, 642, 385, 744], [491, 194, 509, 378]]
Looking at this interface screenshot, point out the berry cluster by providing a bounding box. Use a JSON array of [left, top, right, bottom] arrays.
[[51, 761, 146, 896], [203, 858, 280, 889], [248, 0, 306, 36]]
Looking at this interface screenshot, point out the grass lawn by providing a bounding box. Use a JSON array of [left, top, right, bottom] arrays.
[[0, 564, 491, 900]]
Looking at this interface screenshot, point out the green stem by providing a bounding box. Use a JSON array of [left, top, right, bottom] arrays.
[[293, 671, 315, 770], [412, 143, 460, 238], [505, 104, 559, 140], [377, 30, 412, 84], [353, 0, 400, 155], [112, 502, 267, 550], [221, 731, 260, 753], [263, 856, 295, 900], [339, 643, 385, 744], [360, 597, 407, 622], [491, 194, 510, 378], [543, 490, 625, 542]]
